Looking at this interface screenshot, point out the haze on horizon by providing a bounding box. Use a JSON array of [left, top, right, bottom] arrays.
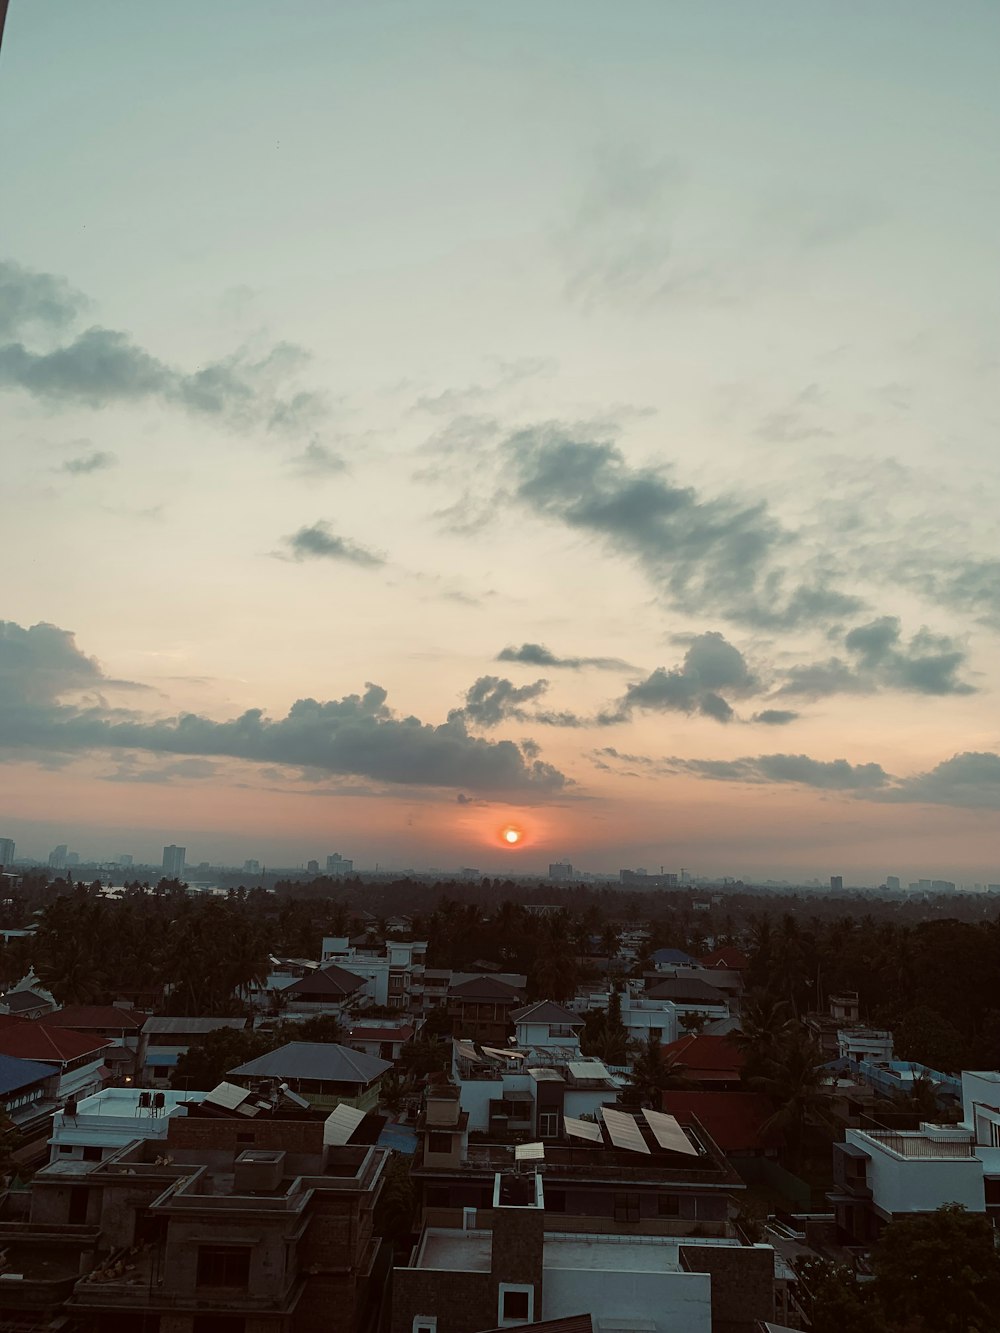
[[2, 2, 999, 884]]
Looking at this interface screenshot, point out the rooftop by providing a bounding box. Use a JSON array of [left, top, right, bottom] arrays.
[[414, 1227, 754, 1275], [143, 1016, 248, 1034], [47, 1005, 146, 1031], [0, 1052, 58, 1095], [511, 1000, 583, 1027], [0, 1021, 112, 1063], [228, 1041, 391, 1085]]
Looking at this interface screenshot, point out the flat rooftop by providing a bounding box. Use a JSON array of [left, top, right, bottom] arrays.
[[415, 1229, 751, 1276]]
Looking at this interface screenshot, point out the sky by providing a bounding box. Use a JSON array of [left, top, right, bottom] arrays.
[[2, 1, 999, 881]]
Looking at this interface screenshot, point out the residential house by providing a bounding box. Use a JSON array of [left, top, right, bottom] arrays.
[[0, 1017, 113, 1103], [660, 1035, 746, 1091], [511, 1002, 584, 1050], [449, 976, 524, 1045], [320, 936, 428, 1011], [345, 1020, 416, 1063], [140, 1015, 249, 1086], [831, 1069, 1000, 1242], [227, 1041, 392, 1112], [699, 948, 750, 973], [48, 1086, 206, 1164], [274, 962, 368, 1020], [48, 1004, 146, 1085], [573, 991, 678, 1046], [0, 1053, 61, 1137], [14, 1108, 389, 1333], [650, 948, 699, 970], [396, 1158, 777, 1333], [837, 1027, 894, 1065], [643, 977, 730, 1025], [451, 1038, 618, 1138], [663, 1092, 783, 1161]]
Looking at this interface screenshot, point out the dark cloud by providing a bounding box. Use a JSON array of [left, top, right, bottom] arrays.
[[779, 617, 973, 698], [497, 642, 634, 671], [751, 709, 800, 726], [282, 522, 384, 568], [872, 752, 1000, 810], [60, 449, 116, 475], [0, 621, 565, 795], [0, 259, 325, 437], [452, 676, 550, 729], [0, 259, 86, 338], [504, 424, 861, 629], [608, 632, 758, 725], [104, 756, 219, 785], [667, 753, 890, 790]]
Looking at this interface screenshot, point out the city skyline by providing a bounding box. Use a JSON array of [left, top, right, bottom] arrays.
[[3, 3, 1000, 880]]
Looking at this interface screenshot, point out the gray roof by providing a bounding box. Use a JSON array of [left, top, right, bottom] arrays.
[[4, 990, 48, 1013], [227, 1042, 392, 1086], [143, 1017, 249, 1034], [644, 978, 727, 1004]]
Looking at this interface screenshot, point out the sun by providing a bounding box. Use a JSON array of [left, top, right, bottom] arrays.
[[501, 826, 523, 846]]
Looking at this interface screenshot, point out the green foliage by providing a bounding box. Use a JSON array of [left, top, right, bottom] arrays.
[[872, 1205, 1000, 1333], [171, 1027, 278, 1091], [374, 1154, 414, 1246], [797, 1257, 889, 1333], [621, 1031, 691, 1108]]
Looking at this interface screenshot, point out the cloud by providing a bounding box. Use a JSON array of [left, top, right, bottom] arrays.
[[281, 521, 384, 568], [0, 259, 86, 338], [0, 258, 326, 437], [104, 756, 220, 784], [779, 617, 974, 698], [60, 449, 116, 475], [414, 358, 550, 416], [287, 441, 347, 477], [873, 752, 1000, 810], [751, 709, 800, 726], [452, 676, 550, 729], [667, 753, 890, 790], [497, 642, 634, 671], [606, 631, 758, 725], [0, 621, 566, 795], [504, 423, 862, 630]]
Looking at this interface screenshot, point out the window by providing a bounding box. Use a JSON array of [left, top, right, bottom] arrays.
[[59, 1145, 73, 1154], [614, 1191, 640, 1223], [82, 1146, 102, 1162], [657, 1193, 680, 1217], [413, 1320, 437, 1333], [498, 1284, 533, 1326], [196, 1246, 251, 1289], [427, 1132, 453, 1154], [538, 1112, 559, 1138], [544, 1188, 566, 1213]]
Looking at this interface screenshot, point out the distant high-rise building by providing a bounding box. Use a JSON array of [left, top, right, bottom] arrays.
[[118, 854, 133, 868], [0, 838, 14, 866], [48, 844, 68, 870], [886, 875, 901, 891], [306, 859, 320, 874], [549, 862, 573, 880], [326, 853, 353, 875], [162, 844, 186, 878], [66, 852, 80, 867], [830, 875, 843, 892], [244, 859, 261, 875]]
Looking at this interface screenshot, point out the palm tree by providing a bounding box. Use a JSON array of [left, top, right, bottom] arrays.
[[750, 1027, 831, 1168], [622, 1032, 692, 1108], [733, 990, 796, 1080]]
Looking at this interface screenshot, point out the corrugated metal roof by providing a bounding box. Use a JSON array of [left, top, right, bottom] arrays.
[[143, 1017, 248, 1034], [0, 1053, 58, 1095], [563, 1115, 602, 1143], [323, 1102, 366, 1145], [642, 1107, 698, 1156], [567, 1059, 611, 1082], [228, 1042, 391, 1085]]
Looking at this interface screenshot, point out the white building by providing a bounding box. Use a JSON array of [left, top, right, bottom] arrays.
[[837, 1026, 894, 1064], [833, 1069, 1000, 1241], [574, 991, 679, 1046], [48, 1087, 206, 1164], [320, 936, 427, 1009]]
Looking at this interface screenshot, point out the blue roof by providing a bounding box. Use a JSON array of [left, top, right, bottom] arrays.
[[0, 1053, 58, 1096], [651, 948, 698, 966]]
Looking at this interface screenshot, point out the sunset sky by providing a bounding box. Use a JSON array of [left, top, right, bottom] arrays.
[[3, 2, 999, 880]]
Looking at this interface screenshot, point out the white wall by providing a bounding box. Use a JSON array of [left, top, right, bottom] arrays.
[[848, 1130, 986, 1215], [564, 1088, 616, 1120], [543, 1266, 711, 1333]]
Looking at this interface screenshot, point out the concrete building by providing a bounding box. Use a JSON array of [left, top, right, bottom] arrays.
[[830, 875, 843, 891], [836, 1027, 894, 1065], [449, 976, 524, 1045], [161, 844, 186, 878], [140, 1015, 249, 1086], [275, 962, 368, 1020], [48, 1086, 207, 1164], [326, 852, 354, 875], [0, 1018, 113, 1103], [48, 844, 68, 870], [0, 837, 14, 866], [0, 1053, 61, 1136], [395, 1163, 776, 1333], [548, 863, 573, 881], [321, 936, 428, 1011], [9, 1106, 388, 1333], [831, 1070, 1000, 1241]]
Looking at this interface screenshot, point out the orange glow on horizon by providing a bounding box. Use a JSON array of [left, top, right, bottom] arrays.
[[500, 825, 523, 847]]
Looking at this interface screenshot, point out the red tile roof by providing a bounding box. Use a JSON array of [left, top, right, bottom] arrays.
[[698, 947, 750, 971], [661, 1034, 745, 1080], [283, 963, 366, 997], [47, 1005, 145, 1031], [0, 1021, 114, 1064], [662, 1091, 782, 1153]]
